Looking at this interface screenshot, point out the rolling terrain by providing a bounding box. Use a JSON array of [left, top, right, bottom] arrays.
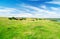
[[0, 17, 60, 39]]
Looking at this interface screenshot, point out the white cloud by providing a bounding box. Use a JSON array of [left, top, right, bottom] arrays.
[[21, 4, 60, 18], [0, 7, 17, 13], [0, 3, 60, 18], [0, 7, 33, 17], [46, 0, 60, 5], [47, 1, 60, 5], [50, 7, 60, 14], [40, 5, 47, 9], [50, 7, 59, 11], [13, 13, 33, 17]]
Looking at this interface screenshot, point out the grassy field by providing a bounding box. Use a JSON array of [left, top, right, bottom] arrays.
[[0, 17, 60, 39]]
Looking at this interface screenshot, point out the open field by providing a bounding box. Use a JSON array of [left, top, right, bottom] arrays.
[[0, 17, 60, 39]]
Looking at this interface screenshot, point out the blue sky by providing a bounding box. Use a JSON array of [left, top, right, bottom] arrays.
[[0, 0, 60, 18]]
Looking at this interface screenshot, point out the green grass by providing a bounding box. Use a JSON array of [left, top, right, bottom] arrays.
[[0, 17, 60, 39]]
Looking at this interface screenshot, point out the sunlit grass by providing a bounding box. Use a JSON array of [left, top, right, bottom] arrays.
[[0, 17, 60, 39]]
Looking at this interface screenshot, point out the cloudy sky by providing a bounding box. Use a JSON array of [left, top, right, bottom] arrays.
[[0, 0, 60, 18]]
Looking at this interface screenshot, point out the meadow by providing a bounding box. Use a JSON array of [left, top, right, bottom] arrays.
[[0, 17, 60, 39]]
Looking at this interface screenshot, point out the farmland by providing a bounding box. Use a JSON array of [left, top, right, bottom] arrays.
[[0, 17, 60, 39]]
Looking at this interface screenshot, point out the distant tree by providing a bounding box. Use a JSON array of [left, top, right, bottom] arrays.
[[8, 18, 12, 20], [9, 17, 27, 20], [38, 18, 42, 20], [12, 17, 16, 19], [20, 18, 26, 20], [8, 17, 17, 20]]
